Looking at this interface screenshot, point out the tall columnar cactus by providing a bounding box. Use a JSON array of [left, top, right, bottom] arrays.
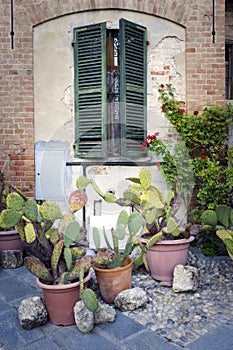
[[201, 205, 233, 260]]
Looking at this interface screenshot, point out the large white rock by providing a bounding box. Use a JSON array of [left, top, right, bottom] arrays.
[[74, 300, 94, 333], [172, 264, 200, 292], [18, 296, 48, 329], [114, 287, 148, 311], [94, 303, 116, 324]]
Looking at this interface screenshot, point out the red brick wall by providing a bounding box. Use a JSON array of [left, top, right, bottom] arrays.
[[0, 0, 226, 195]]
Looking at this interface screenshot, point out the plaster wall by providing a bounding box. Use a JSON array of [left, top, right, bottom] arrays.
[[34, 10, 187, 225], [34, 10, 186, 143]]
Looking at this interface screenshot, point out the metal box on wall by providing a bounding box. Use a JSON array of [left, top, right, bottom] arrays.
[[35, 141, 70, 201]]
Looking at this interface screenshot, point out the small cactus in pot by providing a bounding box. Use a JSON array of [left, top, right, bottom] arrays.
[[0, 186, 98, 313], [92, 209, 143, 269], [75, 168, 197, 283]]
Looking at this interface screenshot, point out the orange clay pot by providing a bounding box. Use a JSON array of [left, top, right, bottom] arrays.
[[36, 270, 92, 326], [93, 257, 133, 304]]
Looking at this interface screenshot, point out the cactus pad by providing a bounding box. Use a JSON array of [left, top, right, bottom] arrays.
[[146, 232, 163, 249], [139, 168, 152, 190], [24, 223, 37, 243], [68, 256, 92, 281], [81, 288, 99, 312], [58, 213, 75, 237], [51, 240, 64, 274], [69, 190, 87, 212], [216, 205, 230, 228], [23, 199, 39, 222], [128, 211, 143, 235], [64, 220, 81, 247], [201, 210, 217, 227], [64, 246, 73, 271], [39, 200, 63, 221], [24, 256, 54, 282], [6, 192, 25, 211], [0, 208, 23, 229]]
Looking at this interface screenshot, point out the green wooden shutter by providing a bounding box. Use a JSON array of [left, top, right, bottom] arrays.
[[73, 23, 107, 158], [119, 18, 147, 157]]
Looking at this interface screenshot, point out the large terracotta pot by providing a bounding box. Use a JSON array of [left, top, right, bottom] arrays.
[[36, 270, 92, 326], [93, 257, 133, 304], [0, 229, 22, 258], [146, 236, 195, 284]]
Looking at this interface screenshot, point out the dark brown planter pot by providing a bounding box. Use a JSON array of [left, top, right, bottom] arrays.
[[36, 270, 92, 326], [146, 236, 195, 284], [93, 257, 133, 304], [0, 229, 23, 259]]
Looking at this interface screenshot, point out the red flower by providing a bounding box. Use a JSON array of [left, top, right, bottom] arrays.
[[201, 155, 207, 160], [167, 133, 172, 137], [179, 109, 185, 114], [193, 110, 199, 115], [161, 104, 166, 110], [155, 162, 161, 166], [160, 84, 164, 88], [141, 141, 148, 149], [147, 132, 159, 141]]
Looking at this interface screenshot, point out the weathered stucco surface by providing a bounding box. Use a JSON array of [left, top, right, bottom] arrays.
[[34, 9, 185, 144]]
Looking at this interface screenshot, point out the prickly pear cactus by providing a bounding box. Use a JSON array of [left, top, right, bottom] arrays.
[[6, 192, 25, 211], [23, 199, 39, 222], [58, 213, 75, 237], [24, 256, 54, 282], [139, 168, 152, 190], [216, 205, 230, 228], [69, 190, 87, 212], [68, 256, 92, 281], [64, 220, 81, 247], [127, 211, 143, 235], [163, 217, 180, 237], [39, 200, 63, 222], [92, 248, 116, 268], [24, 223, 37, 243], [216, 229, 233, 260], [146, 232, 163, 249], [51, 240, 64, 275], [0, 208, 23, 229], [201, 210, 218, 227], [123, 189, 141, 204], [82, 288, 99, 312]]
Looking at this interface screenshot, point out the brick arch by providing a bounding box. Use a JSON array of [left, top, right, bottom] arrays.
[[21, 0, 191, 28]]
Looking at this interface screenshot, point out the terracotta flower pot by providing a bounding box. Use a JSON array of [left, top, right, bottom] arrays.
[[146, 236, 195, 284], [36, 270, 92, 326], [0, 229, 22, 258], [93, 257, 133, 304]]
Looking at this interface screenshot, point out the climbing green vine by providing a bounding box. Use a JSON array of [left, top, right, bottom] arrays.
[[142, 83, 233, 215]]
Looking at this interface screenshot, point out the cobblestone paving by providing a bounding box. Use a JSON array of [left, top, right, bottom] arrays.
[[122, 248, 233, 347]]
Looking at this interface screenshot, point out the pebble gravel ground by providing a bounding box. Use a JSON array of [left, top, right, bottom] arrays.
[[122, 248, 233, 347]]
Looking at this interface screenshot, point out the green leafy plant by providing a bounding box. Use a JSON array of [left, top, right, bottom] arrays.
[[143, 84, 233, 215], [0, 186, 98, 312], [200, 205, 233, 259]]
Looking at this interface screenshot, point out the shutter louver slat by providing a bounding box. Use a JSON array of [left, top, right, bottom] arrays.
[[120, 19, 147, 157], [73, 23, 107, 157]]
